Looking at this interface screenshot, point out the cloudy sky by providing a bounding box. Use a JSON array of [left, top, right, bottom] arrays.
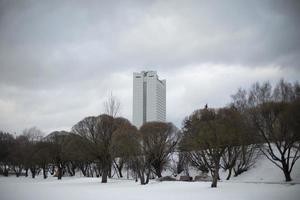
[[0, 0, 299, 134]]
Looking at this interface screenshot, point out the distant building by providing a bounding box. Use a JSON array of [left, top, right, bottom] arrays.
[[132, 71, 166, 128]]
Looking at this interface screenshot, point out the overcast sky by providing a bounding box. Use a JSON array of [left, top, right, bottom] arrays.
[[0, 0, 299, 134]]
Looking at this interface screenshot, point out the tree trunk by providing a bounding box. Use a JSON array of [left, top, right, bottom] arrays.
[[67, 164, 75, 176], [25, 168, 28, 177], [49, 165, 55, 175], [226, 168, 232, 180], [80, 165, 87, 177], [14, 167, 22, 178], [102, 167, 108, 183], [31, 168, 36, 178], [72, 166, 76, 176], [57, 167, 62, 180], [3, 166, 8, 177], [135, 172, 138, 182], [139, 172, 146, 185], [211, 163, 220, 188], [145, 169, 151, 184], [108, 163, 112, 178], [155, 167, 162, 178], [118, 167, 123, 178], [211, 173, 218, 188], [43, 170, 47, 179], [283, 167, 292, 182], [280, 161, 292, 182], [43, 165, 47, 179]]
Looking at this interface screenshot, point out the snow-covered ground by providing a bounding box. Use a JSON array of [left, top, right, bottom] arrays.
[[1, 155, 300, 200], [0, 176, 299, 200]]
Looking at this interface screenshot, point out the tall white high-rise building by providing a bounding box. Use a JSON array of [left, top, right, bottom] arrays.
[[132, 71, 166, 128]]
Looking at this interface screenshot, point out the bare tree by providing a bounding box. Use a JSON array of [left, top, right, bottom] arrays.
[[23, 127, 44, 178], [182, 107, 245, 187], [175, 152, 189, 175], [22, 127, 43, 142], [110, 124, 152, 184], [0, 131, 14, 176], [9, 135, 27, 177], [72, 114, 129, 183], [111, 123, 139, 178], [140, 122, 179, 178], [34, 141, 54, 179], [251, 100, 300, 181], [233, 144, 260, 177], [46, 131, 71, 180], [129, 154, 152, 185], [232, 80, 300, 181], [220, 112, 260, 180], [103, 92, 120, 117]]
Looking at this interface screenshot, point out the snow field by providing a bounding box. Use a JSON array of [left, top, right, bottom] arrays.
[[1, 152, 300, 200], [0, 176, 299, 200]]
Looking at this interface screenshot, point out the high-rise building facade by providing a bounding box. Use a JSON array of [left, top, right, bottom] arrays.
[[132, 71, 166, 128]]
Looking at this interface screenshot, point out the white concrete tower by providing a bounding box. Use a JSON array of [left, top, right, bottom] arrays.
[[132, 71, 166, 128]]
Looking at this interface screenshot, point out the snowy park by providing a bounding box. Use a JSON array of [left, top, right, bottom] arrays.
[[0, 177, 298, 200], [1, 155, 299, 200], [1, 1, 300, 200]]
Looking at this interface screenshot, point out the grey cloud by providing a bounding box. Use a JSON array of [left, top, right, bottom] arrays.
[[120, 0, 300, 68], [0, 0, 299, 133]]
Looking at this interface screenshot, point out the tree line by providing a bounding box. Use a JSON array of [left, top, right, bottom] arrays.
[[0, 80, 299, 188]]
